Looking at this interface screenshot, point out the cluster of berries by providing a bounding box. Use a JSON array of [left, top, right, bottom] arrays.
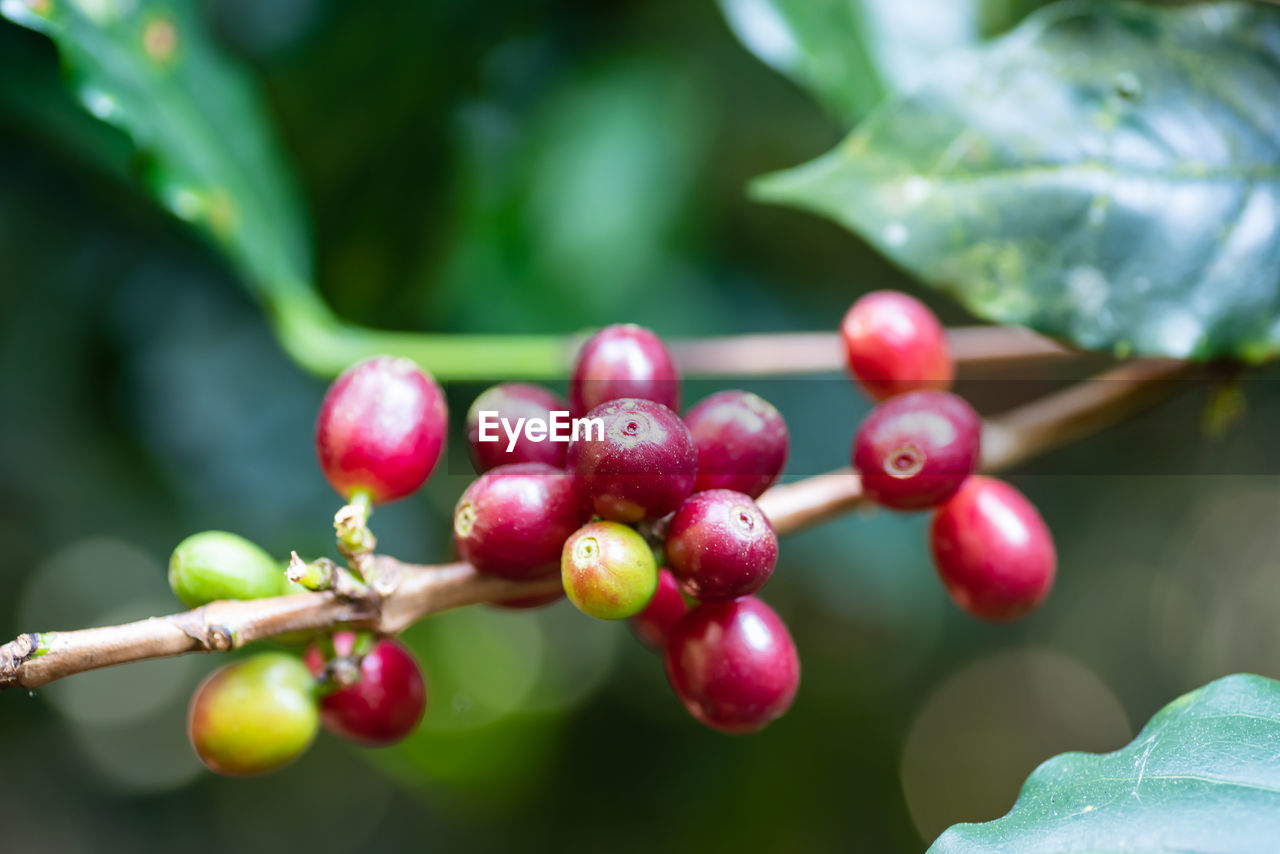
[[456, 324, 798, 735], [843, 291, 1057, 621], [171, 289, 1057, 776]]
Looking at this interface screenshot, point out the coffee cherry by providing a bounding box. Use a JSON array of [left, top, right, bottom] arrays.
[[169, 531, 281, 608], [665, 597, 799, 734], [685, 391, 788, 498], [561, 521, 658, 620], [570, 324, 680, 416], [454, 463, 587, 580], [188, 653, 319, 776], [491, 589, 566, 610], [841, 290, 953, 401], [665, 490, 777, 602], [315, 356, 447, 503], [567, 398, 697, 523], [631, 568, 688, 650], [466, 383, 570, 472], [852, 390, 981, 511], [930, 476, 1056, 622], [304, 634, 426, 746]]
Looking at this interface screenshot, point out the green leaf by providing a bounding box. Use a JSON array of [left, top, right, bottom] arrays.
[[930, 673, 1280, 853], [0, 0, 311, 299], [716, 0, 1049, 124], [754, 1, 1280, 363], [0, 0, 567, 379]]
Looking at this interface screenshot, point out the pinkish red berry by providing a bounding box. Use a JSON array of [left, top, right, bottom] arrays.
[[305, 634, 426, 746], [841, 290, 953, 401], [315, 356, 447, 503], [454, 463, 587, 580], [930, 476, 1056, 622], [665, 597, 799, 734], [631, 568, 688, 650], [567, 398, 697, 523], [665, 489, 777, 602], [685, 391, 788, 498], [852, 390, 981, 511], [570, 324, 680, 417], [466, 383, 570, 472]]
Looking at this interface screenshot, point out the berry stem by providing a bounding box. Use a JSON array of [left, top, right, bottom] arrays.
[[276, 291, 1069, 380], [0, 357, 1198, 692]]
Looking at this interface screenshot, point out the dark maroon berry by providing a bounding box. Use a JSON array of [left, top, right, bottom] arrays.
[[570, 324, 680, 416], [664, 489, 777, 601], [631, 568, 688, 650], [305, 634, 426, 746], [841, 290, 953, 401], [567, 398, 697, 523], [454, 463, 587, 580], [491, 588, 565, 610], [686, 391, 788, 498], [315, 356, 447, 503], [930, 476, 1056, 622], [665, 597, 799, 734], [466, 383, 570, 473], [852, 390, 981, 511]]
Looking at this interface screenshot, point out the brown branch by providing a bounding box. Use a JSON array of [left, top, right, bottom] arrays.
[[668, 326, 1072, 376], [0, 357, 1197, 692]]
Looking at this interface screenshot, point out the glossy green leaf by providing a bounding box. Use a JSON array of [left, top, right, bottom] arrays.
[[931, 673, 1280, 853], [0, 0, 311, 299], [0, 0, 566, 379], [755, 1, 1280, 362], [716, 0, 1048, 123]]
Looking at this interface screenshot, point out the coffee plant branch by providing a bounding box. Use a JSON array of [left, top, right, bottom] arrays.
[[0, 357, 1192, 692]]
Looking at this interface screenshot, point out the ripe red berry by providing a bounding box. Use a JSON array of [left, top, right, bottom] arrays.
[[852, 390, 981, 511], [685, 391, 789, 498], [562, 521, 659, 620], [570, 324, 680, 417], [841, 290, 954, 401], [665, 597, 799, 734], [454, 463, 587, 580], [305, 634, 426, 746], [315, 356, 448, 503], [930, 476, 1056, 622], [491, 589, 565, 610], [631, 568, 688, 650], [665, 489, 777, 602], [466, 383, 570, 472], [188, 653, 319, 776], [567, 398, 697, 523]]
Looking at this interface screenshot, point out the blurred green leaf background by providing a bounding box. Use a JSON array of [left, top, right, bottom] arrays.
[[2, 1, 1279, 851]]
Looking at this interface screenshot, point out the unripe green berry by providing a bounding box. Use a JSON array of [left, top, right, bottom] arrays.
[[561, 521, 658, 620], [187, 653, 319, 776], [169, 531, 282, 608]]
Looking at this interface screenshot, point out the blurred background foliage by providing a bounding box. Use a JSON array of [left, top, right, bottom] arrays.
[[0, 0, 1276, 851]]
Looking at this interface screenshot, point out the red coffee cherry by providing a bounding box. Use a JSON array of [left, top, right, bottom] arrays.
[[570, 324, 680, 416], [561, 521, 659, 620], [852, 390, 981, 511], [466, 383, 570, 473], [930, 476, 1056, 622], [315, 356, 447, 503], [631, 568, 688, 650], [841, 290, 954, 401], [665, 597, 799, 734], [188, 653, 319, 776], [305, 634, 426, 746], [665, 489, 777, 602], [454, 463, 587, 580], [685, 391, 789, 498], [567, 398, 697, 523]]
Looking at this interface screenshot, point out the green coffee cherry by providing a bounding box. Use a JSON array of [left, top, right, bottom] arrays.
[[187, 653, 319, 776], [168, 531, 281, 608], [561, 521, 658, 620]]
